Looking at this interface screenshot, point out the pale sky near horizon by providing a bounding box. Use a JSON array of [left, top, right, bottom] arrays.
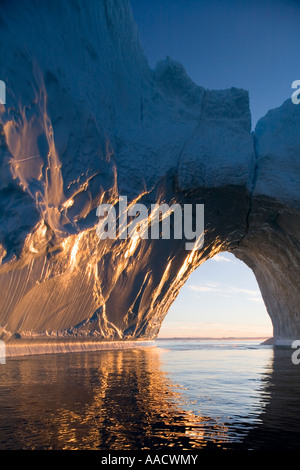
[[130, 0, 300, 338], [157, 252, 273, 339]]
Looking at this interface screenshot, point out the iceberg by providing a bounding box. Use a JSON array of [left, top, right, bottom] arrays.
[[0, 0, 299, 352]]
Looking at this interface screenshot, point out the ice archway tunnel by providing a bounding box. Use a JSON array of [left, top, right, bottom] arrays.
[[0, 0, 299, 350]]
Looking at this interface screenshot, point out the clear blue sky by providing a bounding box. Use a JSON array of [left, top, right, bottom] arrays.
[[130, 0, 300, 338], [131, 0, 300, 128]]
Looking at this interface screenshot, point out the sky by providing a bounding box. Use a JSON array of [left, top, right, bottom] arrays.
[[131, 0, 300, 128], [158, 253, 273, 338], [130, 0, 300, 338]]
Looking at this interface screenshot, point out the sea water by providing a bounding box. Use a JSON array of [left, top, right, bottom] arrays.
[[0, 339, 299, 450]]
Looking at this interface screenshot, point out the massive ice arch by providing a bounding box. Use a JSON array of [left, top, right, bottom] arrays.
[[0, 0, 299, 350]]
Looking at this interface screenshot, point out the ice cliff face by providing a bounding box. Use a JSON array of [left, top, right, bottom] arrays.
[[0, 0, 299, 346]]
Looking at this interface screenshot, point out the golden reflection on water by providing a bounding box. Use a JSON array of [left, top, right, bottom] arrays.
[[1, 343, 300, 450], [0, 347, 230, 450]]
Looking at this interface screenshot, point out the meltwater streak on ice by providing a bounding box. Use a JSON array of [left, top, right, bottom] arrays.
[[0, 340, 300, 450]]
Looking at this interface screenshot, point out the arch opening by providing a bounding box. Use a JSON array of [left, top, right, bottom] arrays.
[[158, 252, 273, 340]]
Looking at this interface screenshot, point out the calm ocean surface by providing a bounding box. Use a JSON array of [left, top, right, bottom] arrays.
[[0, 339, 299, 451]]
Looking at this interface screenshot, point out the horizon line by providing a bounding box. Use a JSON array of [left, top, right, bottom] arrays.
[[156, 336, 270, 340]]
